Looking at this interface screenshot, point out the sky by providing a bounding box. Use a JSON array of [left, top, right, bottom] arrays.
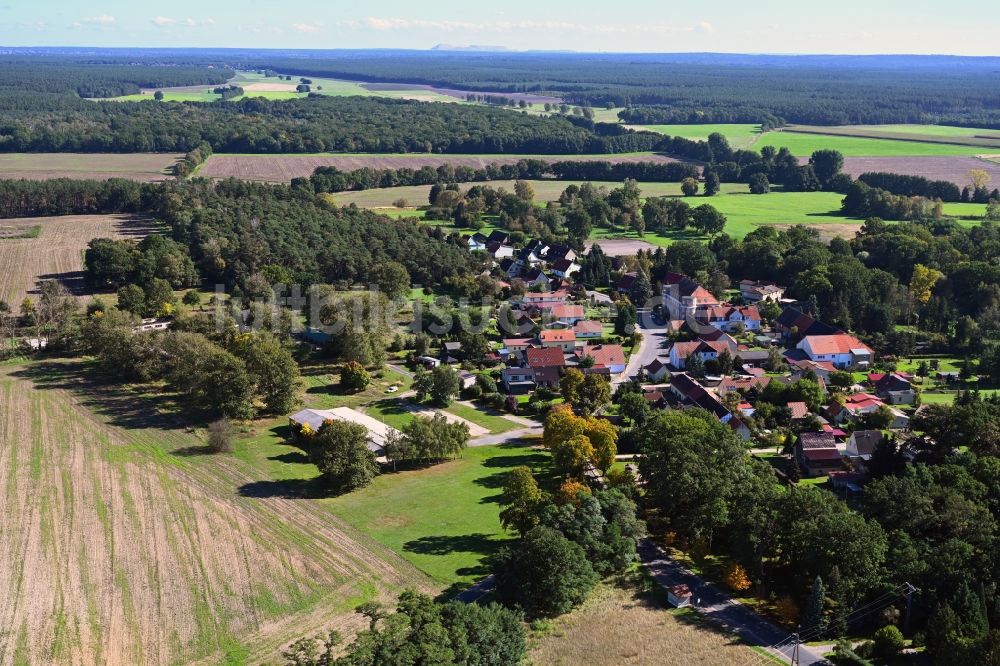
[[1, 0, 997, 56]]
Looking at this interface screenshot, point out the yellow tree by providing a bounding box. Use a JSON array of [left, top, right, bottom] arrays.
[[543, 404, 584, 450], [724, 562, 752, 593], [555, 478, 592, 505], [909, 263, 944, 304], [969, 168, 992, 191], [584, 416, 619, 473], [560, 367, 585, 406], [552, 434, 595, 478]]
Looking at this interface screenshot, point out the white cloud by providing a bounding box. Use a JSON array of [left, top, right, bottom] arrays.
[[152, 16, 176, 27], [73, 15, 115, 28], [291, 22, 322, 33], [697, 21, 716, 34], [183, 17, 196, 27]]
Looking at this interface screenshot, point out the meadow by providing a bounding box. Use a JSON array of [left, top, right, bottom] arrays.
[[332, 179, 989, 243], [635, 123, 990, 157]]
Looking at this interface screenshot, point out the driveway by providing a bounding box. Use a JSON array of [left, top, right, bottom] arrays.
[[639, 539, 828, 665]]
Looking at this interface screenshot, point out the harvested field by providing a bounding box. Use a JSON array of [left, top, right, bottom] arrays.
[[0, 360, 431, 665], [0, 215, 158, 304], [0, 153, 181, 182], [585, 238, 660, 256], [771, 222, 864, 242], [242, 81, 300, 92], [198, 153, 683, 182], [529, 580, 757, 665], [834, 156, 1000, 187]]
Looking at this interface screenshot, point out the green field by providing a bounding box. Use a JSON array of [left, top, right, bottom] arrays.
[[334, 179, 989, 242], [840, 124, 1000, 139], [634, 123, 989, 156]]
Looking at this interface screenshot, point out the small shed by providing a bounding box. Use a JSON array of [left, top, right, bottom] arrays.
[[667, 584, 693, 608]]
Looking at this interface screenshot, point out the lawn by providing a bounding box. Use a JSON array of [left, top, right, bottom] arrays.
[[327, 442, 554, 588], [445, 401, 521, 434], [630, 123, 763, 150]]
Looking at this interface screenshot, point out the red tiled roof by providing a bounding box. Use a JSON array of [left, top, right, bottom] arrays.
[[802, 334, 873, 355], [787, 401, 809, 419], [548, 304, 585, 319], [526, 346, 566, 368], [573, 320, 603, 334], [540, 329, 576, 343], [580, 344, 626, 368]]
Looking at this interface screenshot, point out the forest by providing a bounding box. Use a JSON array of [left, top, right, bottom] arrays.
[[0, 94, 660, 154]]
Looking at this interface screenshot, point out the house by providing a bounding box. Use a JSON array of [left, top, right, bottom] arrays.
[[466, 232, 489, 251], [797, 334, 873, 370], [486, 241, 515, 261], [533, 365, 562, 389], [486, 230, 511, 245], [846, 430, 881, 461], [668, 373, 733, 423], [458, 371, 478, 390], [644, 358, 670, 382], [550, 258, 581, 279], [579, 344, 626, 374], [694, 304, 762, 332], [616, 272, 639, 294], [442, 341, 463, 363], [502, 338, 533, 353], [795, 431, 843, 476], [787, 401, 810, 423], [539, 329, 577, 352], [829, 393, 884, 424], [734, 349, 771, 368], [643, 390, 669, 409], [525, 346, 566, 369], [668, 340, 729, 370], [573, 320, 604, 340], [289, 407, 400, 456], [546, 304, 586, 326], [717, 375, 771, 398], [544, 243, 577, 263], [662, 272, 720, 321], [501, 367, 536, 394], [871, 372, 916, 405], [521, 267, 551, 289], [774, 307, 840, 341], [739, 279, 786, 303], [667, 584, 693, 608], [791, 358, 837, 382], [520, 291, 568, 310], [500, 258, 519, 279]]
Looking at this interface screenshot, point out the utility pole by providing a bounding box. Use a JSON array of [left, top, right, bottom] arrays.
[[903, 582, 919, 635], [790, 632, 800, 666]]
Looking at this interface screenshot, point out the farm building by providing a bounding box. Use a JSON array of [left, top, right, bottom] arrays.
[[289, 407, 401, 456]]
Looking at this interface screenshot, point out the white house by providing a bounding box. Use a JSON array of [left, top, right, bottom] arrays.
[[739, 280, 786, 303], [644, 358, 670, 382], [694, 305, 762, 332], [662, 272, 720, 321], [797, 334, 873, 370]]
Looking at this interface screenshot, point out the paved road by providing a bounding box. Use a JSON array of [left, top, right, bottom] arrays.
[[454, 574, 496, 603], [618, 308, 669, 386], [469, 425, 543, 447], [639, 539, 828, 665]]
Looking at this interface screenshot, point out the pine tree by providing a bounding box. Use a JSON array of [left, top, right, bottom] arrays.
[[826, 565, 849, 638], [801, 576, 826, 634]]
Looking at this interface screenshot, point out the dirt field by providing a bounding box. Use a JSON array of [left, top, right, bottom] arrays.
[[0, 153, 181, 182], [0, 361, 431, 665], [772, 222, 864, 242], [242, 82, 299, 92], [530, 581, 758, 665], [0, 215, 158, 305], [585, 238, 660, 256], [803, 156, 1000, 187], [199, 153, 683, 183]]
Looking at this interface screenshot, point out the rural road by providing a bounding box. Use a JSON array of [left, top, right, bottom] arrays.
[[617, 308, 669, 386], [469, 425, 543, 447], [639, 539, 828, 665]]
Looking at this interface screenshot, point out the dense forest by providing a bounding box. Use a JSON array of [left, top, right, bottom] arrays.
[[0, 94, 660, 154], [230, 51, 1000, 127]]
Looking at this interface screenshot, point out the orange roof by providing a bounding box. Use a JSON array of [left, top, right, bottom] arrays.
[[548, 304, 586, 318], [802, 334, 872, 355], [580, 344, 625, 368], [574, 320, 603, 334], [540, 329, 576, 343], [526, 346, 566, 368]]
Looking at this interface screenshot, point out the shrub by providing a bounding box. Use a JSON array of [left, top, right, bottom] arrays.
[[872, 625, 905, 660], [206, 417, 234, 453], [724, 562, 752, 592], [339, 360, 371, 391]]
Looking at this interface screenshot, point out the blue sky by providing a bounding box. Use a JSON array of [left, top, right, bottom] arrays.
[[1, 0, 997, 55]]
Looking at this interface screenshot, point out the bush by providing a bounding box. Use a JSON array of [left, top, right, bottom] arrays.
[[206, 417, 234, 453], [461, 383, 483, 400], [392, 198, 409, 208], [872, 625, 905, 660], [339, 360, 371, 392]]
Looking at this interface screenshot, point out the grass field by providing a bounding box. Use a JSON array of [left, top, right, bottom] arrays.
[[634, 123, 989, 156], [0, 359, 433, 665], [0, 153, 181, 182], [0, 215, 160, 305], [333, 179, 989, 243], [529, 578, 759, 665]]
